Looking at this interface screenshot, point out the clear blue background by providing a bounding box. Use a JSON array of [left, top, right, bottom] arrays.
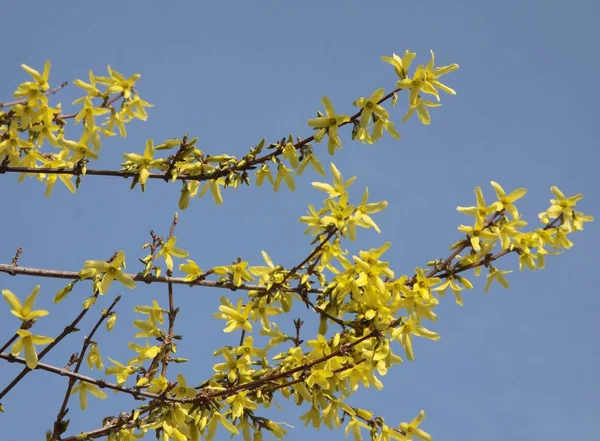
[[1, 1, 598, 440]]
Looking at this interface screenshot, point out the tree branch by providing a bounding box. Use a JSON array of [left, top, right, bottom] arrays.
[[0, 88, 402, 187], [0, 293, 100, 401], [0, 263, 325, 294], [50, 295, 121, 441]]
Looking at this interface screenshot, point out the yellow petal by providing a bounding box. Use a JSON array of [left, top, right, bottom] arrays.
[[24, 339, 39, 369], [2, 289, 22, 312]]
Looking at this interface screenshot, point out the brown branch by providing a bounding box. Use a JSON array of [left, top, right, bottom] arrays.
[[0, 352, 165, 402], [59, 402, 159, 441], [161, 213, 179, 377], [50, 295, 121, 441], [424, 211, 503, 280], [0, 88, 402, 185], [261, 359, 365, 395], [0, 263, 325, 294], [434, 213, 564, 280], [195, 211, 569, 403], [0, 210, 541, 440], [199, 325, 385, 403], [277, 228, 337, 293], [10, 247, 23, 266]]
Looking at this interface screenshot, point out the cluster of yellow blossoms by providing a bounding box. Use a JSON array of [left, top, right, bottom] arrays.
[[0, 50, 592, 441]]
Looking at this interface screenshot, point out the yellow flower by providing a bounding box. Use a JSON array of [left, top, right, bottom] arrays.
[[128, 341, 161, 364], [14, 61, 52, 103], [104, 108, 128, 137], [157, 237, 189, 272], [21, 61, 51, 91], [571, 211, 593, 232], [11, 329, 54, 369], [134, 300, 165, 324], [30, 121, 60, 147], [354, 88, 389, 129], [97, 65, 141, 100], [371, 116, 401, 141], [73, 70, 104, 104], [490, 181, 527, 219], [494, 217, 527, 250], [457, 186, 497, 218], [543, 186, 583, 227], [133, 315, 162, 338], [399, 50, 459, 106], [398, 410, 432, 441], [312, 162, 356, 198], [147, 375, 169, 394], [74, 97, 110, 129], [11, 104, 39, 129], [2, 285, 48, 322], [106, 312, 117, 331], [87, 343, 103, 370], [122, 139, 163, 190], [39, 149, 76, 197], [216, 298, 253, 333], [226, 392, 257, 419], [306, 365, 334, 389], [213, 348, 252, 383], [483, 267, 512, 292], [60, 137, 100, 162], [392, 316, 439, 361], [457, 215, 497, 252], [306, 334, 332, 357], [433, 275, 473, 306], [83, 251, 136, 293], [125, 95, 153, 120], [282, 141, 300, 168], [0, 124, 34, 158], [229, 261, 254, 287], [179, 259, 203, 281], [71, 381, 107, 410], [250, 297, 282, 331], [402, 96, 441, 125], [296, 150, 326, 176], [412, 268, 441, 301], [381, 50, 417, 80], [273, 163, 296, 191], [307, 96, 350, 155], [173, 373, 196, 399], [236, 335, 267, 360], [256, 164, 274, 187]]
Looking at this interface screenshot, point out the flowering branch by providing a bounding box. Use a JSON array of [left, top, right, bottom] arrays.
[[50, 295, 121, 440]]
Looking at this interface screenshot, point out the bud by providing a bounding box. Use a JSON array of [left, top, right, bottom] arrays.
[[54, 282, 74, 303], [78, 267, 97, 279], [82, 295, 97, 309], [106, 312, 117, 331]]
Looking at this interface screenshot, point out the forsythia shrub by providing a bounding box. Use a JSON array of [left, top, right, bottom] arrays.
[[0, 50, 592, 441]]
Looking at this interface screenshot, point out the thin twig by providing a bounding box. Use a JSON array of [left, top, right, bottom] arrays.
[[51, 295, 121, 441], [0, 263, 325, 294], [0, 88, 402, 187], [10, 247, 23, 266], [59, 403, 159, 441], [0, 293, 99, 401], [0, 352, 165, 402], [161, 213, 179, 377]]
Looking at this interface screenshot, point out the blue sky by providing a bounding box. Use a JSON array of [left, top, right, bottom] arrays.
[[1, 1, 598, 440]]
